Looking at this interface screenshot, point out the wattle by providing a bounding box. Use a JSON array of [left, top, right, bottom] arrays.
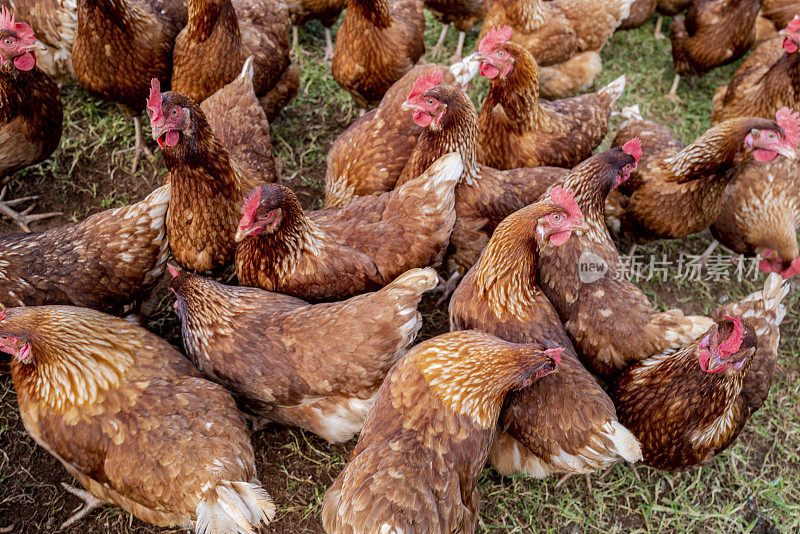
[[549, 230, 572, 247], [753, 149, 778, 163], [412, 110, 433, 128], [13, 52, 36, 71], [479, 63, 500, 79], [165, 130, 180, 147], [784, 38, 798, 54]]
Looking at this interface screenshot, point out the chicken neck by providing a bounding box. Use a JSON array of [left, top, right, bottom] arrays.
[[498, 0, 547, 33]]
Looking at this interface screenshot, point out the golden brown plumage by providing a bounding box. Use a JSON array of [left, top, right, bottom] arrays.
[[762, 0, 800, 28], [477, 0, 634, 97], [610, 274, 789, 470], [172, 267, 437, 443], [476, 30, 624, 170], [321, 330, 560, 534], [323, 65, 458, 208], [712, 20, 800, 123], [619, 0, 657, 30], [1, 305, 275, 531], [536, 146, 717, 378], [449, 194, 642, 478], [235, 153, 462, 301], [396, 71, 568, 274], [711, 145, 800, 278], [146, 82, 270, 273], [0, 184, 169, 313], [332, 0, 425, 108], [610, 106, 798, 242], [171, 0, 298, 121]]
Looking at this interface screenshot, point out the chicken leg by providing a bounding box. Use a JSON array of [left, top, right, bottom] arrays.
[[666, 74, 683, 104], [431, 24, 450, 59], [435, 271, 462, 305], [0, 186, 61, 233], [654, 15, 665, 40], [324, 27, 334, 63], [448, 31, 466, 63], [59, 483, 104, 530]]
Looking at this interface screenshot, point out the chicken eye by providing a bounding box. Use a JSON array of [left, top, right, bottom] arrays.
[[551, 214, 562, 222], [426, 98, 435, 106], [767, 132, 776, 139], [170, 108, 179, 118], [2, 38, 13, 46], [497, 50, 505, 57]]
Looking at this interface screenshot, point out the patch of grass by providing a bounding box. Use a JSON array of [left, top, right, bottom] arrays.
[[0, 10, 798, 534]]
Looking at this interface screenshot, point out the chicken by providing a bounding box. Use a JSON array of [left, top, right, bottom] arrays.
[[321, 330, 561, 534], [619, 0, 657, 30], [477, 0, 635, 98], [762, 0, 800, 29], [395, 68, 569, 277], [171, 266, 436, 443], [146, 79, 270, 273], [0, 8, 62, 232], [332, 0, 425, 110], [286, 0, 346, 61], [475, 26, 625, 170], [199, 56, 278, 186], [654, 0, 691, 39], [426, 0, 490, 61], [535, 141, 717, 378], [449, 187, 642, 480], [667, 0, 762, 103], [0, 0, 77, 84], [609, 106, 799, 242], [712, 16, 800, 123], [235, 152, 462, 301], [1, 305, 274, 531], [711, 143, 800, 279], [322, 64, 461, 209], [0, 184, 169, 314], [72, 0, 187, 171], [171, 0, 298, 122], [610, 274, 789, 470]]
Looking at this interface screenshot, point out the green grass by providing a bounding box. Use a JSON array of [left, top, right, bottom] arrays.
[[0, 11, 798, 534]]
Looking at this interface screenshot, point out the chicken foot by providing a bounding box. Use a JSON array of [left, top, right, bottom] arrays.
[[324, 27, 334, 63], [435, 271, 462, 305], [0, 186, 61, 233], [554, 473, 593, 492], [431, 24, 450, 59], [59, 483, 104, 530], [666, 74, 683, 104], [448, 31, 466, 63], [654, 15, 665, 40]]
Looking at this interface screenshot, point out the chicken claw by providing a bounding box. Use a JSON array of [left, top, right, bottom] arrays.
[[554, 473, 593, 492], [0, 186, 61, 233], [59, 483, 104, 530], [435, 271, 462, 305], [665, 74, 683, 104]]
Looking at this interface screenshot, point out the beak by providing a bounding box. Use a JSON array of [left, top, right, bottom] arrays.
[[151, 122, 169, 142], [33, 41, 47, 53], [706, 352, 727, 372], [234, 225, 260, 243], [401, 100, 414, 112]]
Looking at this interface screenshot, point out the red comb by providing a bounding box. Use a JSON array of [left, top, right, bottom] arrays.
[[147, 78, 163, 124], [776, 107, 799, 148], [787, 15, 800, 33], [241, 187, 262, 219], [478, 25, 513, 54], [167, 264, 180, 279], [543, 348, 564, 370], [718, 315, 744, 356], [0, 7, 36, 46], [622, 137, 643, 164], [0, 311, 6, 321], [549, 186, 582, 221], [407, 68, 443, 103]]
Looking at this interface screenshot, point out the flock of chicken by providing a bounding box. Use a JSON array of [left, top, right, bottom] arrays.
[[0, 0, 798, 532]]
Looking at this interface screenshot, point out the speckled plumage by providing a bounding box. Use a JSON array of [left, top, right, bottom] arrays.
[[323, 65, 457, 208], [332, 0, 425, 108], [450, 202, 642, 478], [4, 306, 274, 531], [477, 40, 623, 170], [0, 184, 169, 313], [321, 331, 558, 534], [611, 109, 789, 241], [537, 149, 715, 378], [610, 274, 789, 470], [236, 153, 461, 301], [171, 0, 297, 121], [172, 267, 436, 442], [396, 82, 568, 273]]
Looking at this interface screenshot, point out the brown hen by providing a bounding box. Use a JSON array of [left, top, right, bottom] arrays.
[[1, 305, 274, 531], [171, 0, 298, 121], [609, 105, 799, 242], [321, 330, 561, 534], [450, 188, 643, 480], [235, 152, 462, 301], [610, 274, 789, 470], [172, 266, 436, 443], [476, 26, 625, 170], [146, 79, 271, 273], [332, 0, 425, 109], [536, 142, 716, 378]]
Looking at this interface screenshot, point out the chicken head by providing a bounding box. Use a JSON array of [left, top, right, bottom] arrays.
[[0, 7, 37, 71], [779, 15, 800, 53], [0, 312, 32, 363], [537, 186, 587, 246], [147, 79, 192, 149], [697, 316, 756, 374], [235, 184, 292, 241], [402, 68, 447, 128], [477, 25, 514, 79], [618, 137, 642, 187], [745, 107, 799, 162]]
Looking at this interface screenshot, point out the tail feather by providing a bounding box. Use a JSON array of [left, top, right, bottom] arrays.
[[382, 267, 439, 294], [196, 481, 275, 534], [598, 75, 626, 108], [239, 56, 255, 83]]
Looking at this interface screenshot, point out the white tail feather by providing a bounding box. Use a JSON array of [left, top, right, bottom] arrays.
[[196, 481, 275, 534], [239, 56, 255, 82], [598, 75, 626, 105]]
